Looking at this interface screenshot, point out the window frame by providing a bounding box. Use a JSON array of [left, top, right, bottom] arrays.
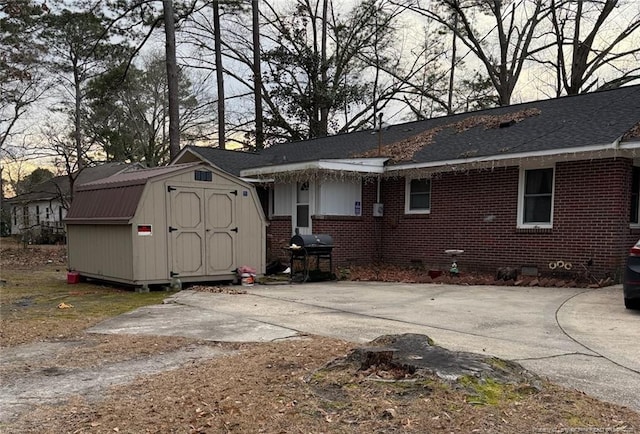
[[517, 165, 555, 229], [270, 182, 293, 217], [22, 206, 29, 226], [295, 181, 310, 228], [405, 177, 432, 215]]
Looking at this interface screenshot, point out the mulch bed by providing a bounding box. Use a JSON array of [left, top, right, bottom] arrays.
[[343, 263, 614, 288]]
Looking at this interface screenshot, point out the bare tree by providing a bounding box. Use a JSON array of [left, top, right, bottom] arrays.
[[182, 1, 274, 148], [396, 0, 554, 106], [252, 0, 264, 150], [163, 0, 181, 158], [179, 0, 407, 146], [85, 53, 212, 166], [211, 1, 226, 149], [254, 0, 406, 142], [0, 0, 50, 194], [94, 0, 202, 161], [40, 4, 133, 169], [546, 0, 640, 96]]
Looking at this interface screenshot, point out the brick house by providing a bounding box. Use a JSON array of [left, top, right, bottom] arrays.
[[174, 85, 640, 280]]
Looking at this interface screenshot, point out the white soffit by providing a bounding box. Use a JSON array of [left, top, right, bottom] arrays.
[[241, 158, 388, 177]]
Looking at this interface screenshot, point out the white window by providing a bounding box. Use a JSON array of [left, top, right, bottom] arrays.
[[318, 180, 362, 216], [271, 183, 292, 216], [296, 182, 310, 228], [518, 166, 554, 228], [405, 178, 431, 214]]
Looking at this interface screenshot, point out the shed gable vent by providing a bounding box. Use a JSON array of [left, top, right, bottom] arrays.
[[195, 170, 213, 182]]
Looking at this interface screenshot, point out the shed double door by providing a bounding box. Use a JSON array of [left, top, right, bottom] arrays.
[[167, 185, 237, 278]]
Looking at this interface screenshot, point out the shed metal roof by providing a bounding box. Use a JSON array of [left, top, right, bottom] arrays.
[[66, 163, 202, 224], [64, 185, 145, 224], [77, 163, 200, 191]]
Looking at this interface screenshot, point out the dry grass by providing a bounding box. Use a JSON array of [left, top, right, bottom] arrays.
[[7, 337, 640, 434], [1, 238, 170, 335], [2, 239, 640, 433]]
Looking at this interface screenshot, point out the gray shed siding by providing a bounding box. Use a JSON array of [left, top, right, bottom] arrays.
[[66, 163, 266, 286], [67, 225, 133, 281], [131, 182, 169, 282]]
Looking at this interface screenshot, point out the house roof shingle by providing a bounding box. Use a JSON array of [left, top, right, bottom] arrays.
[[179, 85, 640, 175], [177, 148, 267, 176]]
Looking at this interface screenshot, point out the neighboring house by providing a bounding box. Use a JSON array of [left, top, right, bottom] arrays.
[[7, 162, 139, 240], [174, 86, 640, 279]]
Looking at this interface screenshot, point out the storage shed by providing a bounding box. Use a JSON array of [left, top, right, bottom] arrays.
[[65, 163, 266, 286]]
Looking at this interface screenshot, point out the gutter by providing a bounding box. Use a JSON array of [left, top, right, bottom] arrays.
[[238, 140, 640, 178], [384, 141, 639, 174], [240, 158, 388, 177]]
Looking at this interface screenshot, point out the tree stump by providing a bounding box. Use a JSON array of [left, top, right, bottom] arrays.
[[351, 347, 397, 370]]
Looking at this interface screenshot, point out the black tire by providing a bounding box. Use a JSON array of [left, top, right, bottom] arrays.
[[624, 298, 640, 310]]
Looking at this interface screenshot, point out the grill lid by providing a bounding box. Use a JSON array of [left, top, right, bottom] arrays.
[[290, 234, 333, 248]]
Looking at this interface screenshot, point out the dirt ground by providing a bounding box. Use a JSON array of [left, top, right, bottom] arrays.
[[1, 239, 639, 433]]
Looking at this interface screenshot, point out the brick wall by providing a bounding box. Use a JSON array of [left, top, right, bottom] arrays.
[[264, 158, 640, 279], [379, 158, 636, 279], [267, 217, 292, 262], [265, 180, 382, 268], [312, 178, 381, 267]]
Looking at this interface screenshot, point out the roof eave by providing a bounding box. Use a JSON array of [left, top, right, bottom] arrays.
[[64, 218, 132, 225], [385, 141, 634, 173], [240, 158, 388, 177]]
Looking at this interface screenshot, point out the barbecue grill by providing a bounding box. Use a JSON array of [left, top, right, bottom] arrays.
[[289, 234, 334, 282]]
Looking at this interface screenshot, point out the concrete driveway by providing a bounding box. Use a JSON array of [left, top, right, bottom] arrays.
[[90, 281, 640, 412]]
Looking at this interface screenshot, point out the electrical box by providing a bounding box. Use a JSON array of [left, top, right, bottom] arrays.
[[373, 203, 384, 217]]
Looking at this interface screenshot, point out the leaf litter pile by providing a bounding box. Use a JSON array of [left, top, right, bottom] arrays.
[[354, 108, 541, 163], [2, 240, 639, 433]]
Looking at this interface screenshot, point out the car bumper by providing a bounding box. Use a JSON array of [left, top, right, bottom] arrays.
[[623, 260, 640, 299]]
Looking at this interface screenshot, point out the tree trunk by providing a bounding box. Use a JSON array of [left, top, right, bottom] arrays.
[[319, 0, 329, 137], [447, 14, 457, 115], [74, 68, 84, 169], [213, 1, 226, 149], [163, 0, 180, 159], [252, 0, 264, 150]]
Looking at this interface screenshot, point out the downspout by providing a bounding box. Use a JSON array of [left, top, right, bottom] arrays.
[[376, 174, 383, 263], [376, 113, 384, 262], [377, 113, 383, 157], [612, 135, 623, 152]]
